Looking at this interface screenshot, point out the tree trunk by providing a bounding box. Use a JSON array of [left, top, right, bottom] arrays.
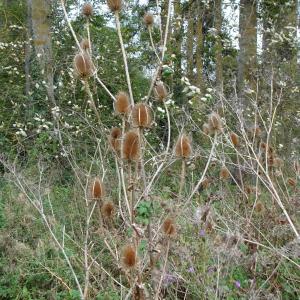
[[31, 0, 55, 106], [237, 0, 257, 106], [215, 0, 223, 95], [195, 1, 204, 91], [25, 0, 32, 98], [186, 0, 195, 81], [172, 0, 183, 79]]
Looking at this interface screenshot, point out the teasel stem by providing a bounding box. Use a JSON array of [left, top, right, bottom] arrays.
[[139, 128, 147, 190], [97, 201, 104, 228], [128, 161, 134, 224], [161, 0, 172, 61], [184, 133, 218, 209], [84, 80, 101, 123], [179, 158, 186, 199], [236, 153, 245, 200], [148, 26, 161, 63], [155, 238, 170, 299], [120, 117, 132, 220], [139, 128, 155, 269], [164, 101, 171, 155], [86, 19, 92, 56], [115, 11, 134, 106], [156, 0, 162, 43], [83, 201, 97, 299]]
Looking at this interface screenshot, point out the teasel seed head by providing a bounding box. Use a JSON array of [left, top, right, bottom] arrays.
[[122, 245, 136, 269], [287, 178, 296, 188], [101, 201, 115, 219], [230, 132, 240, 148], [107, 0, 122, 12], [245, 185, 254, 195], [260, 142, 267, 151], [115, 91, 130, 115], [154, 81, 168, 101], [201, 177, 210, 190], [74, 52, 93, 78], [109, 127, 121, 152], [132, 103, 152, 128], [293, 160, 300, 171], [273, 157, 283, 168], [219, 166, 230, 180], [249, 125, 262, 138], [208, 112, 222, 134], [162, 218, 176, 236], [91, 177, 104, 199], [122, 131, 140, 161], [175, 134, 192, 158], [144, 12, 154, 26], [254, 201, 265, 214], [202, 123, 210, 135], [80, 38, 91, 51], [82, 3, 93, 18]]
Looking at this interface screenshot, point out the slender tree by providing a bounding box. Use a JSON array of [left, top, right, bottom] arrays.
[[186, 0, 195, 81], [215, 0, 223, 95], [30, 0, 55, 105], [237, 0, 257, 106], [195, 1, 204, 91]]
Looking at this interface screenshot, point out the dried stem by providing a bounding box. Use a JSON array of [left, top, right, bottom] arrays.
[[115, 11, 134, 106]]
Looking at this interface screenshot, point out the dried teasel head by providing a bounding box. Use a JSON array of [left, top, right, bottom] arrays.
[[91, 177, 104, 199], [260, 142, 267, 151], [82, 3, 93, 18], [245, 185, 254, 195], [109, 127, 121, 152], [132, 103, 152, 128], [154, 81, 168, 101], [230, 132, 240, 148], [208, 112, 222, 134], [122, 131, 140, 161], [175, 134, 192, 158], [201, 177, 211, 190], [202, 123, 210, 135], [101, 201, 115, 219], [162, 218, 176, 236], [249, 125, 262, 138], [110, 127, 121, 139], [143, 12, 154, 26], [107, 0, 122, 12], [287, 178, 296, 188], [254, 201, 265, 214], [122, 245, 136, 269], [80, 38, 91, 51], [115, 91, 130, 115], [219, 166, 230, 180], [293, 161, 300, 175], [273, 157, 283, 168], [74, 52, 93, 78]]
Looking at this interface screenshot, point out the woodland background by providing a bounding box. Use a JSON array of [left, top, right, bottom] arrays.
[[0, 0, 299, 299]]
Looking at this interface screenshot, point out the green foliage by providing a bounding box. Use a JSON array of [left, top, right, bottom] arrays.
[[136, 200, 153, 225]]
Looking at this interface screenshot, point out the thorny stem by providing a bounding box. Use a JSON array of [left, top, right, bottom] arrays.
[[155, 238, 170, 299], [178, 159, 186, 198], [184, 134, 218, 208], [84, 80, 101, 124], [148, 26, 161, 63], [139, 128, 155, 269], [115, 11, 134, 106]]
